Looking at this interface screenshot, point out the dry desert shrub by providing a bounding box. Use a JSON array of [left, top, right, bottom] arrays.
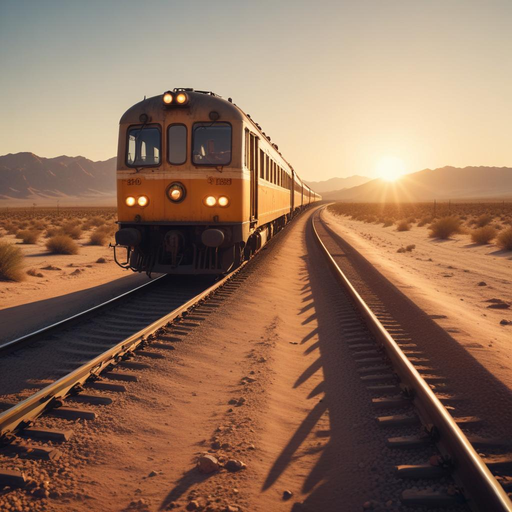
[[471, 226, 496, 245], [396, 220, 411, 232], [82, 216, 107, 230], [30, 220, 46, 230], [382, 219, 393, 227], [60, 221, 82, 240], [45, 227, 60, 238], [46, 235, 79, 255], [4, 222, 18, 234], [18, 229, 41, 244], [497, 227, 512, 251], [418, 217, 432, 227], [0, 242, 25, 281], [476, 214, 493, 227], [89, 228, 109, 246], [429, 216, 461, 239]]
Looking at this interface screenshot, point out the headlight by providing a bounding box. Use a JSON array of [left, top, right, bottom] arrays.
[[137, 195, 149, 207], [163, 91, 173, 104], [126, 196, 136, 207], [176, 92, 188, 104], [204, 196, 217, 207], [218, 196, 229, 207], [166, 182, 186, 203]]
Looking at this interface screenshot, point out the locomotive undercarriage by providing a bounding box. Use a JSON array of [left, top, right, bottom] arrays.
[[113, 212, 296, 276]]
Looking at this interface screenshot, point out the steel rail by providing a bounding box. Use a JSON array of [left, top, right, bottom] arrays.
[[0, 274, 167, 353], [0, 263, 245, 439], [312, 209, 511, 512]]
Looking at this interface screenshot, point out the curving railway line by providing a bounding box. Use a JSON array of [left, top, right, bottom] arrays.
[[0, 205, 511, 511]]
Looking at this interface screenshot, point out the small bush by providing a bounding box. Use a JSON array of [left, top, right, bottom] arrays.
[[0, 242, 25, 281], [429, 216, 461, 239], [397, 247, 406, 253], [45, 227, 60, 238], [418, 217, 431, 227], [18, 229, 41, 244], [46, 235, 79, 255], [4, 222, 18, 234], [471, 226, 496, 245], [89, 229, 109, 246], [60, 221, 82, 240], [30, 220, 46, 230], [476, 214, 493, 228], [383, 219, 393, 227], [497, 227, 512, 251], [396, 220, 411, 232], [406, 244, 416, 252]]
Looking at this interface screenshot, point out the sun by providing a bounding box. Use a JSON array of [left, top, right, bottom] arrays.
[[376, 156, 406, 182]]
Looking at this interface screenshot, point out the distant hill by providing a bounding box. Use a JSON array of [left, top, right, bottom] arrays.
[[0, 152, 116, 204], [323, 166, 512, 202], [305, 175, 370, 194]]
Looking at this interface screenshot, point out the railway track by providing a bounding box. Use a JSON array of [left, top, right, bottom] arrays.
[[0, 261, 251, 498], [312, 207, 512, 511]]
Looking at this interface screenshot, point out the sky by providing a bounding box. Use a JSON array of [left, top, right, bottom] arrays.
[[1, 0, 511, 181]]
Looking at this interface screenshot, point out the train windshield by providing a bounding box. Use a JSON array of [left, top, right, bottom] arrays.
[[127, 126, 161, 167], [192, 123, 231, 166]]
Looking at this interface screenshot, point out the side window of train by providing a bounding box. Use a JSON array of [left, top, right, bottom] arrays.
[[192, 122, 232, 166], [259, 150, 265, 179], [127, 126, 161, 167], [168, 124, 187, 165]]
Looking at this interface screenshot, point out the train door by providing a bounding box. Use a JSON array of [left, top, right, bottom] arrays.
[[290, 169, 295, 213], [249, 133, 258, 221]]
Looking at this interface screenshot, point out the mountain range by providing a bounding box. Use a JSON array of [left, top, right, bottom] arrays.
[[0, 152, 116, 204], [0, 153, 511, 204], [322, 166, 512, 202]]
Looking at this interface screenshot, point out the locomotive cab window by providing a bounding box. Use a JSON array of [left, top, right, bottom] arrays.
[[168, 124, 187, 165], [192, 122, 231, 166], [127, 126, 161, 167]]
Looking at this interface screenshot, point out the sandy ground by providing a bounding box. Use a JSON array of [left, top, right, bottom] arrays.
[[0, 208, 442, 512], [323, 207, 512, 390], [0, 232, 150, 343]]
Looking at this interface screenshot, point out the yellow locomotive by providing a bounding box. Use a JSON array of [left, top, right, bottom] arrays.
[[114, 89, 321, 275]]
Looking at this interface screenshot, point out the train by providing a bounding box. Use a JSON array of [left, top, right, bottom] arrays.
[[113, 88, 321, 275]]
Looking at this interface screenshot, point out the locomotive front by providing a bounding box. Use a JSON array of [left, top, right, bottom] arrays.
[[114, 90, 248, 275]]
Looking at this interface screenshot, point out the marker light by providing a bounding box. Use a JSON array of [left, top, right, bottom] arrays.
[[163, 91, 173, 104], [204, 196, 217, 207], [126, 196, 136, 207], [218, 196, 229, 207], [176, 92, 188, 104], [166, 182, 186, 203], [137, 195, 149, 207]]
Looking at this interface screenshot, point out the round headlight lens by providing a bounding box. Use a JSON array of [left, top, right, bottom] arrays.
[[166, 182, 186, 203], [163, 92, 173, 104], [218, 196, 229, 207], [126, 196, 136, 207], [204, 196, 217, 207], [137, 195, 149, 207], [176, 93, 187, 104]]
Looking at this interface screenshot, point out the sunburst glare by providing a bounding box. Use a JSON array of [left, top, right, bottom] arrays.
[[376, 156, 406, 182]]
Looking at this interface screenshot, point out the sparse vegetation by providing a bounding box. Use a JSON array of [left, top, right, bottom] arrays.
[[429, 216, 462, 239], [497, 227, 512, 251], [46, 235, 79, 255], [476, 214, 493, 227], [89, 228, 109, 246], [60, 221, 82, 240], [471, 226, 497, 245], [18, 229, 41, 244], [0, 242, 25, 281], [406, 244, 416, 251], [396, 220, 410, 232]]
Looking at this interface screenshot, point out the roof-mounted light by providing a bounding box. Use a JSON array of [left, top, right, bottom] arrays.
[[163, 91, 173, 105], [176, 92, 188, 105]]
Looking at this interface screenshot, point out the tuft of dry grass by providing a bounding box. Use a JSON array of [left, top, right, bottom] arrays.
[[396, 220, 411, 232], [46, 235, 79, 255], [382, 219, 393, 227], [18, 229, 41, 244], [497, 227, 512, 251], [429, 216, 461, 239], [89, 228, 109, 246], [60, 221, 82, 240], [471, 226, 497, 245], [418, 216, 432, 227], [0, 242, 25, 281], [476, 214, 493, 227]]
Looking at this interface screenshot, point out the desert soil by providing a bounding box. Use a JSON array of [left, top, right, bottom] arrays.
[[323, 207, 512, 391], [0, 232, 152, 343], [0, 207, 435, 512]]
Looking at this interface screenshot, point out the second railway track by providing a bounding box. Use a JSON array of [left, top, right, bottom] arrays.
[[313, 207, 512, 510]]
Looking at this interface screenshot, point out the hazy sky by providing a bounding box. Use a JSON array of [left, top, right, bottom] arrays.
[[1, 0, 511, 181]]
